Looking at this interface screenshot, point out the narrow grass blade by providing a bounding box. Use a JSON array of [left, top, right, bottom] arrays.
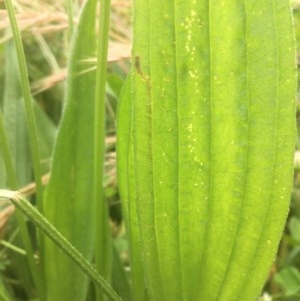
[[4, 0, 43, 212], [1, 38, 44, 297], [117, 0, 296, 301], [0, 190, 124, 301], [111, 244, 131, 301], [94, 0, 112, 299], [43, 0, 110, 300]]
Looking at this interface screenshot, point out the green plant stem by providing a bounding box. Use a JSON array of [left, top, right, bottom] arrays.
[[94, 0, 112, 300], [0, 240, 26, 255], [0, 190, 124, 301], [4, 0, 46, 298], [4, 0, 44, 212]]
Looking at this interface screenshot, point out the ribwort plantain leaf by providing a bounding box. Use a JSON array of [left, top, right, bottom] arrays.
[[117, 0, 296, 300]]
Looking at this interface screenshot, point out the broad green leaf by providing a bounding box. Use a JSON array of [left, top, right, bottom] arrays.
[[42, 0, 107, 300], [117, 1, 296, 301]]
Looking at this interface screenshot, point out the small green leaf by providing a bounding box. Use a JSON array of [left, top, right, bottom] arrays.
[[275, 267, 300, 295]]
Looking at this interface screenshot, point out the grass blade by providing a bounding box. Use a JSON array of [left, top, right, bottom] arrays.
[[0, 109, 16, 188], [4, 0, 43, 212], [1, 38, 44, 298], [0, 190, 123, 301], [42, 0, 111, 300], [94, 0, 112, 300]]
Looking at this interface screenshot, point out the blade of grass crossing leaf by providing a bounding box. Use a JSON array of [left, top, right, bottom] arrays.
[[0, 190, 124, 301], [94, 0, 112, 300]]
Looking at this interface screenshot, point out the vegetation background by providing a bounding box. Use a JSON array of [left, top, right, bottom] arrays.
[[0, 0, 299, 300]]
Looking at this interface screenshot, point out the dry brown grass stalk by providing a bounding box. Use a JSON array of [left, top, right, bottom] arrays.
[[31, 41, 130, 94], [1, 0, 132, 93]]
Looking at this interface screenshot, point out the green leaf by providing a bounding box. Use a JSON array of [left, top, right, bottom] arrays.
[[117, 77, 149, 301], [275, 267, 300, 295], [289, 217, 300, 242], [0, 276, 14, 301], [33, 104, 57, 175], [4, 0, 44, 213], [0, 38, 44, 297], [42, 0, 107, 300], [117, 0, 296, 301], [93, 0, 112, 300], [2, 40, 31, 187], [111, 244, 131, 301]]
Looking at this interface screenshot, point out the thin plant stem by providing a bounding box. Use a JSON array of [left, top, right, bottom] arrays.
[[0, 190, 124, 301], [4, 0, 44, 212], [94, 0, 112, 300], [0, 240, 26, 255], [3, 0, 45, 298]]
